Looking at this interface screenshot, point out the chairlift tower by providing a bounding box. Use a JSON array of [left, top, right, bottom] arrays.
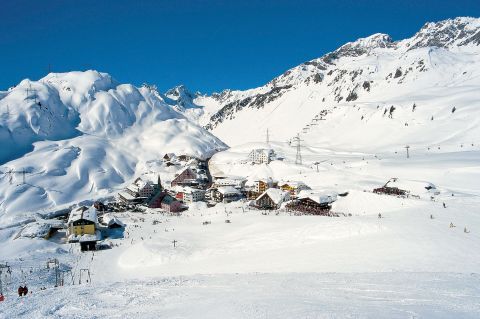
[[0, 168, 27, 185], [79, 269, 91, 284], [405, 145, 410, 159], [0, 268, 3, 298], [47, 258, 60, 287]]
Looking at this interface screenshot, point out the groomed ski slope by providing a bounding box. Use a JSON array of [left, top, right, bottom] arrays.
[[2, 273, 479, 319]]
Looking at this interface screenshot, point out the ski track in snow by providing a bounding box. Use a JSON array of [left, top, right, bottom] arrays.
[[1, 273, 479, 319]]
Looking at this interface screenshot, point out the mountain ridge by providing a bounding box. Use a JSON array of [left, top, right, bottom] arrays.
[[172, 16, 480, 147]]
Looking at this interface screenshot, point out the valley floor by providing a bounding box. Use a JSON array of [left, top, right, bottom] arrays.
[[1, 146, 479, 318]]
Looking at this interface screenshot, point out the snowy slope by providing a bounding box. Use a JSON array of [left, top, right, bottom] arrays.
[[188, 17, 480, 149], [0, 71, 227, 220]]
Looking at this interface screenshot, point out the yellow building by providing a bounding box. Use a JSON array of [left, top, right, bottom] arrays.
[[279, 181, 310, 197], [67, 206, 100, 251]]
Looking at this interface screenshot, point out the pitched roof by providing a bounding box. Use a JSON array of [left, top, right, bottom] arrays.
[[297, 190, 337, 204], [161, 194, 176, 205], [174, 166, 194, 177], [126, 178, 154, 193], [68, 206, 98, 224], [102, 213, 126, 227], [118, 191, 136, 201], [217, 186, 242, 195], [257, 188, 290, 205]]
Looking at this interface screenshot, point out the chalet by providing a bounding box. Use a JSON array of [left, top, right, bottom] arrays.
[[101, 213, 125, 229], [67, 206, 101, 251], [255, 188, 290, 210], [279, 181, 310, 197], [118, 177, 159, 204], [286, 190, 337, 215], [171, 167, 197, 187], [248, 149, 275, 164], [212, 186, 242, 203], [128, 178, 156, 197], [148, 191, 183, 213]]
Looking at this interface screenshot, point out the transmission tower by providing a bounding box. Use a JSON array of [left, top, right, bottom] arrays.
[[293, 134, 303, 165], [25, 84, 38, 104], [0, 169, 27, 184], [266, 128, 270, 144]]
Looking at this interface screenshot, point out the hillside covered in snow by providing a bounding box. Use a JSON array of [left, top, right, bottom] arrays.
[[179, 17, 480, 149], [0, 71, 226, 220]]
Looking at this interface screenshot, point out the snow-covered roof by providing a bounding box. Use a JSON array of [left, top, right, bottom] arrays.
[[19, 220, 64, 239], [127, 178, 154, 193], [102, 213, 126, 228], [298, 190, 337, 204], [257, 188, 290, 205], [215, 178, 246, 186], [217, 186, 242, 195], [68, 206, 98, 224], [175, 166, 194, 176], [118, 191, 136, 201], [279, 181, 307, 188], [185, 187, 205, 194], [250, 148, 274, 156], [215, 175, 245, 181]]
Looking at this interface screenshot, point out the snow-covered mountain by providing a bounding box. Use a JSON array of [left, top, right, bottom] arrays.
[[188, 17, 480, 149], [2, 16, 480, 219], [0, 71, 226, 219]]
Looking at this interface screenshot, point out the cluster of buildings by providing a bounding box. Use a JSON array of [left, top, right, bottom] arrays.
[[115, 151, 337, 215], [64, 149, 340, 252], [118, 175, 184, 213], [248, 179, 336, 213], [117, 153, 211, 213]]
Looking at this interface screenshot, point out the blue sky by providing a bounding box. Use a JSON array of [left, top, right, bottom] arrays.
[[1, 0, 479, 93]]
